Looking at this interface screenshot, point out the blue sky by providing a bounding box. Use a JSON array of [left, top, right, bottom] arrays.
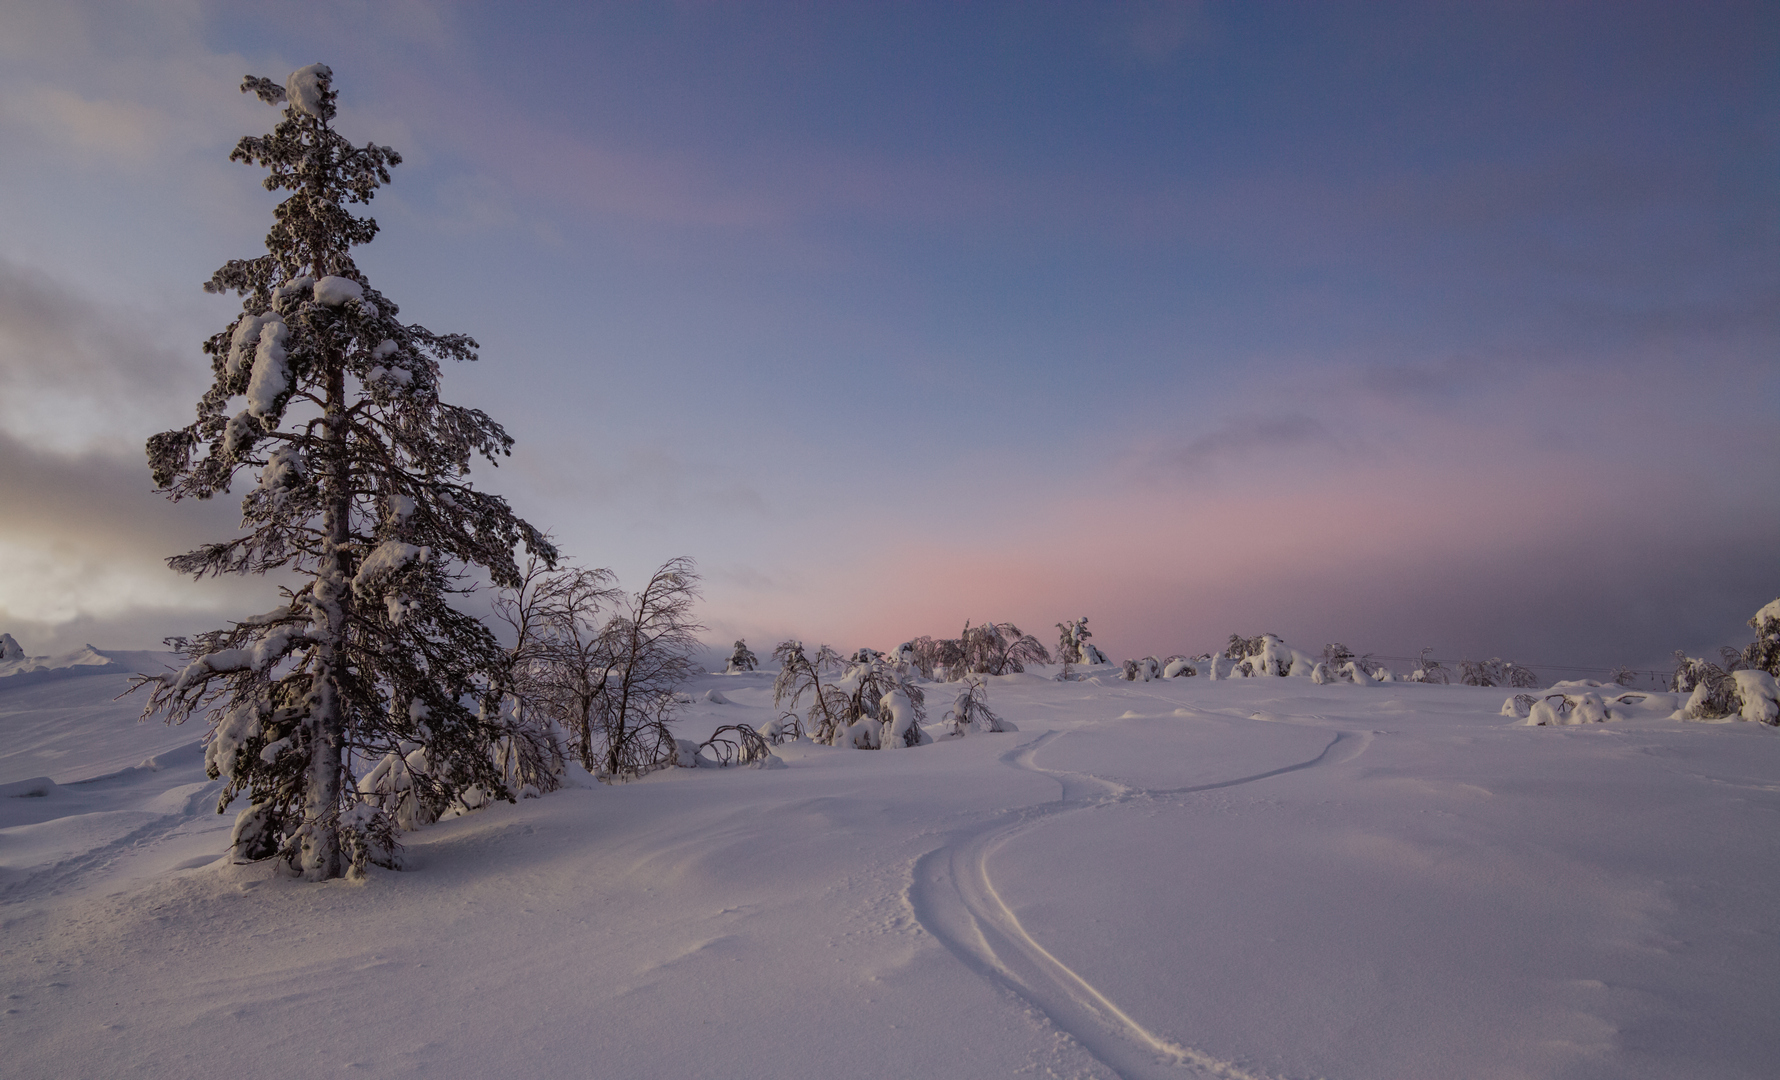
[[0, 1, 1774, 675]]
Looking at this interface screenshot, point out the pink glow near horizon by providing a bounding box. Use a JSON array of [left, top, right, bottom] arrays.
[[707, 441, 1758, 669]]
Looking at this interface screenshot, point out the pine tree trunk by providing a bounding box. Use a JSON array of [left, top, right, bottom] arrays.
[[300, 353, 352, 880]]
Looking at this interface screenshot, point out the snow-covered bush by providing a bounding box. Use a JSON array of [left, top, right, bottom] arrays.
[[1162, 655, 1197, 678], [1222, 633, 1316, 678], [941, 676, 1011, 735], [902, 622, 1048, 682], [1310, 660, 1385, 686], [773, 640, 849, 743], [1321, 642, 1357, 668], [1524, 692, 1608, 726], [488, 694, 570, 800], [1055, 617, 1107, 669], [1741, 599, 1780, 677], [831, 651, 928, 748], [1516, 683, 1682, 725], [1670, 642, 1777, 724], [1670, 651, 1739, 718], [772, 641, 926, 748], [1405, 649, 1451, 684], [957, 622, 1049, 677], [725, 639, 758, 673], [1501, 693, 1538, 718], [1730, 670, 1779, 724], [1120, 656, 1163, 682], [1459, 658, 1540, 689], [902, 636, 950, 681], [132, 67, 553, 879], [0, 633, 23, 663]]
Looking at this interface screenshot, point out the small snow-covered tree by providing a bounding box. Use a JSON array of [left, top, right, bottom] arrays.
[[1459, 657, 1539, 689], [131, 66, 553, 880], [1056, 617, 1103, 666], [726, 639, 758, 673], [773, 640, 849, 743], [958, 621, 1050, 676]]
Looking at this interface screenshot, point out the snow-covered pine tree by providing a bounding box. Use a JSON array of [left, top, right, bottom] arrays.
[[726, 639, 758, 673], [132, 66, 554, 880]]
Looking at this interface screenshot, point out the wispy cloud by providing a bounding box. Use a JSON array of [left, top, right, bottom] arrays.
[[1160, 413, 1341, 473]]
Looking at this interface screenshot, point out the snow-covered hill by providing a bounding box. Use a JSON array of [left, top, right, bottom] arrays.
[[2, 666, 1776, 1079]]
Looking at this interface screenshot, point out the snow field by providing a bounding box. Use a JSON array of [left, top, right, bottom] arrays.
[[2, 666, 1777, 1079]]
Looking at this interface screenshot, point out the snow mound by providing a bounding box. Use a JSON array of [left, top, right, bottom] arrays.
[[1731, 670, 1779, 724]]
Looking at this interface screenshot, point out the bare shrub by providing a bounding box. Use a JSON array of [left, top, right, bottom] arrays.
[[591, 557, 704, 778], [698, 724, 775, 767], [772, 640, 850, 744], [492, 554, 623, 781]]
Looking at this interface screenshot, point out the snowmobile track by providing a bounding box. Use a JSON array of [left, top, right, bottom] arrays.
[[908, 724, 1369, 1080]]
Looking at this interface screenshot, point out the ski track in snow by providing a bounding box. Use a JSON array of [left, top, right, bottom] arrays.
[[0, 752, 226, 904], [908, 718, 1372, 1080]]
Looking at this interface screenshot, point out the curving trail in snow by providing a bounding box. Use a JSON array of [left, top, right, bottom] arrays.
[[908, 722, 1371, 1080]]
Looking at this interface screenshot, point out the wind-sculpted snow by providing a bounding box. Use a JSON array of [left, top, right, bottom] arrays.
[[0, 662, 189, 784], [2, 669, 1778, 1079]]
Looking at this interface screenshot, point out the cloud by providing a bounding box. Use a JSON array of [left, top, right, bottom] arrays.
[[0, 430, 273, 653], [0, 259, 207, 454], [4, 87, 173, 158]]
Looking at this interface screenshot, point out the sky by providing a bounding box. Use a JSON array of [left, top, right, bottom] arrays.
[[0, 0, 1775, 676]]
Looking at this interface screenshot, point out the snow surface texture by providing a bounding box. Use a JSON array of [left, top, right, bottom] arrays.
[[3, 666, 1777, 1079]]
